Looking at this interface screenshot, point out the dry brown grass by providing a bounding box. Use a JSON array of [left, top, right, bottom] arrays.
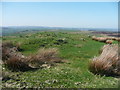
[[89, 44, 120, 76], [2, 42, 31, 71], [2, 41, 63, 70], [92, 36, 98, 41], [92, 36, 107, 42], [92, 36, 120, 43], [2, 47, 10, 61], [115, 38, 120, 42], [97, 37, 107, 42], [28, 48, 62, 68], [2, 41, 24, 62], [106, 37, 116, 40], [105, 40, 113, 44], [2, 41, 14, 60], [5, 56, 31, 71]]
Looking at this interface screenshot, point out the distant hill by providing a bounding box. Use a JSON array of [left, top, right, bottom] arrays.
[[1, 26, 118, 36]]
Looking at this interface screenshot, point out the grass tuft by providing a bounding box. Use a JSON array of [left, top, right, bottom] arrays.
[[29, 48, 62, 68], [89, 44, 120, 76], [5, 56, 31, 71]]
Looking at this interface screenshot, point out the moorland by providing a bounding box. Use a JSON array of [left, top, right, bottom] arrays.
[[1, 27, 119, 88]]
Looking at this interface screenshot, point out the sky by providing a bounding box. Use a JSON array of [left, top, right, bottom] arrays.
[[1, 2, 118, 29]]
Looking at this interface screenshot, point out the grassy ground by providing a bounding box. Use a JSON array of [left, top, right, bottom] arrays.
[[2, 30, 119, 88]]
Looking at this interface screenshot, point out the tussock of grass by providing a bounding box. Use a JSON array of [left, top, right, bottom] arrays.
[[89, 44, 120, 76], [28, 48, 62, 68], [5, 56, 31, 71], [2, 42, 31, 71]]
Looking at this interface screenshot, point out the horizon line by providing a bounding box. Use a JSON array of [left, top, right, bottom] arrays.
[[1, 25, 118, 29]]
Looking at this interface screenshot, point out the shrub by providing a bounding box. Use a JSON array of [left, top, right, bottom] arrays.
[[89, 44, 120, 76]]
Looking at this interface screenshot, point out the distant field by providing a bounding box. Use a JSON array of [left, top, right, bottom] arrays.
[[2, 26, 118, 36], [2, 30, 119, 88]]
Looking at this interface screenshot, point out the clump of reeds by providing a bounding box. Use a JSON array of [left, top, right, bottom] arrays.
[[89, 44, 120, 76]]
